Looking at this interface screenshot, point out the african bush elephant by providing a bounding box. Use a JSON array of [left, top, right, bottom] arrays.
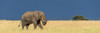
[[18, 11, 47, 30]]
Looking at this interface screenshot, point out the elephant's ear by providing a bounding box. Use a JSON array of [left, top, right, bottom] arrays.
[[32, 12, 40, 20], [40, 12, 46, 21]]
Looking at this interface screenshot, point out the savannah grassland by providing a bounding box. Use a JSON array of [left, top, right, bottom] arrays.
[[0, 20, 100, 33]]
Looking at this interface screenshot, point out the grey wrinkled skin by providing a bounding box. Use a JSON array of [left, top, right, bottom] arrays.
[[18, 11, 47, 30]]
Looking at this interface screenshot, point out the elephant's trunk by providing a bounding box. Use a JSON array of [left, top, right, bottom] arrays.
[[18, 24, 20, 27]]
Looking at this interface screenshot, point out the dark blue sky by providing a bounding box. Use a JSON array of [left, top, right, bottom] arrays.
[[0, 0, 100, 20]]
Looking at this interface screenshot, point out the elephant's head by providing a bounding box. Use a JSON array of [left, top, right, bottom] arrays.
[[40, 12, 47, 26]]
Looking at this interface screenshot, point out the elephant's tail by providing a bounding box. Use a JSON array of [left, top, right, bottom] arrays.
[[18, 22, 21, 27]]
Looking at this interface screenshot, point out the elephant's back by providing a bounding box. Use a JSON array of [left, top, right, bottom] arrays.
[[23, 11, 32, 16]]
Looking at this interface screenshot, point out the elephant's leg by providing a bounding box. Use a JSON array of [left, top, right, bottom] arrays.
[[26, 24, 30, 30], [32, 20, 37, 30], [33, 23, 37, 30], [32, 18, 38, 30]]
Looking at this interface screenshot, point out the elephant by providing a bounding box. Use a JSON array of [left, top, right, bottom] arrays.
[[18, 11, 47, 30]]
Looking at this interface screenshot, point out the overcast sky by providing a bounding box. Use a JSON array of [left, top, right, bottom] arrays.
[[0, 0, 100, 20]]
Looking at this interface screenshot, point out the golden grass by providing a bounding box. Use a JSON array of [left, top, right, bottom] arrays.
[[0, 20, 100, 33]]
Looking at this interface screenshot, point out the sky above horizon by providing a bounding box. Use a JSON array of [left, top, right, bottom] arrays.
[[0, 0, 100, 20]]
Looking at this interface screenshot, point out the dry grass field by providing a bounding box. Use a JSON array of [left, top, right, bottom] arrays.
[[0, 20, 100, 33]]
